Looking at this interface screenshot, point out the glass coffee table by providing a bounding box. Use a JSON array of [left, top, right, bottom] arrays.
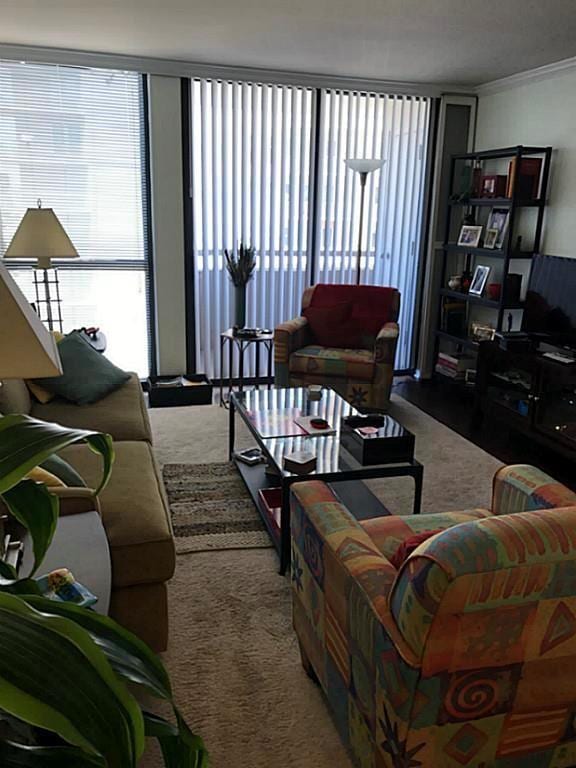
[[229, 387, 423, 574]]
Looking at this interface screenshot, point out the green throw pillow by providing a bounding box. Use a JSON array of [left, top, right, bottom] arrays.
[[35, 331, 130, 405], [40, 454, 87, 487]]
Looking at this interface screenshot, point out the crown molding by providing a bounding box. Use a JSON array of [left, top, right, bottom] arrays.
[[0, 42, 475, 97], [476, 55, 576, 95]]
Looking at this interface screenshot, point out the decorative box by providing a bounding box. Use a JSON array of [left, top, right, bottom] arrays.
[[283, 450, 317, 474], [480, 174, 508, 198], [340, 417, 415, 466], [147, 374, 213, 407]]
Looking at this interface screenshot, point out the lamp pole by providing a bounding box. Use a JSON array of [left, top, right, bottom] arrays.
[[344, 159, 386, 285], [356, 171, 368, 285]]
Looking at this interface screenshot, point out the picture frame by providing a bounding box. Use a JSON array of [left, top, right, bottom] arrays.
[[470, 322, 496, 342], [484, 228, 499, 249], [457, 224, 483, 248], [469, 264, 491, 296], [486, 207, 510, 249]]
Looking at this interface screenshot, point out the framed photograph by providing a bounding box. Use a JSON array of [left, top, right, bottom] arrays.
[[457, 225, 483, 248], [470, 322, 496, 342], [484, 228, 499, 249], [486, 207, 510, 249], [469, 265, 491, 296]]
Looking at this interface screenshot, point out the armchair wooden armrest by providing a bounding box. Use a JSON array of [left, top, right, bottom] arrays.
[[274, 316, 313, 386]]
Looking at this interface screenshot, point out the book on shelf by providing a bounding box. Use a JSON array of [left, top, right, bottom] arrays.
[[437, 352, 475, 372], [435, 363, 465, 380], [506, 157, 542, 199]]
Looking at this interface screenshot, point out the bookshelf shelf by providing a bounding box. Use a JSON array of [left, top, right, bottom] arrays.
[[449, 197, 544, 208], [443, 244, 532, 259]]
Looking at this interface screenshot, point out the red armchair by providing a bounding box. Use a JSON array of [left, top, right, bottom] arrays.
[[274, 283, 400, 411]]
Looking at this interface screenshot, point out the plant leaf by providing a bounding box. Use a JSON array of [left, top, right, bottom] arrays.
[[0, 592, 145, 768], [144, 711, 208, 768], [2, 480, 58, 575], [0, 578, 42, 596], [0, 741, 105, 767], [22, 596, 171, 699], [0, 415, 114, 496], [0, 560, 18, 579]]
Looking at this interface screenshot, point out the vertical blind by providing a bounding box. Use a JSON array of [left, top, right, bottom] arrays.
[[190, 79, 314, 379], [0, 60, 151, 376], [189, 79, 430, 378], [315, 90, 430, 369]]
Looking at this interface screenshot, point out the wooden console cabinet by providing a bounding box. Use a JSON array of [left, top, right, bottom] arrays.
[[475, 340, 576, 460]]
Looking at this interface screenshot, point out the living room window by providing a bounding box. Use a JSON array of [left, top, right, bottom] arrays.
[[316, 90, 430, 370], [188, 78, 314, 379], [186, 79, 430, 378], [0, 60, 152, 376]]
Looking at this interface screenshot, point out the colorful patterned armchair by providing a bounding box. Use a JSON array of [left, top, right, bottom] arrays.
[[290, 465, 576, 768], [274, 284, 400, 411]]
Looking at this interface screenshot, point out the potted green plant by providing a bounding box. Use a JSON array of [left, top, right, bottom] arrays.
[[224, 243, 256, 329], [0, 413, 207, 767]]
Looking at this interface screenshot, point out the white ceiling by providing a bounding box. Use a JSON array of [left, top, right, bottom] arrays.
[[1, 0, 576, 87]]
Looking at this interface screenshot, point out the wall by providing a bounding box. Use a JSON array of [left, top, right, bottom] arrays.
[[147, 75, 187, 374], [476, 68, 576, 257]]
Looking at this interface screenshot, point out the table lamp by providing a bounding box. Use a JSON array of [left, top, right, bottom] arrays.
[[3, 200, 79, 332], [0, 261, 62, 379], [344, 159, 386, 285]]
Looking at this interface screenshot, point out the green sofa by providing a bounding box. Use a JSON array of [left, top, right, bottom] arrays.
[[0, 374, 175, 652]]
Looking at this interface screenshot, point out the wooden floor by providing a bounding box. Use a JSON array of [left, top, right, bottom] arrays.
[[394, 376, 576, 490]]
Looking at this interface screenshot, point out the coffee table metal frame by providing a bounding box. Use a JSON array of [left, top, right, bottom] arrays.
[[228, 389, 423, 575]]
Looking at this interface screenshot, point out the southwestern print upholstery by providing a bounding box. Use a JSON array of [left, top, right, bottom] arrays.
[[291, 465, 576, 768], [274, 284, 400, 411]]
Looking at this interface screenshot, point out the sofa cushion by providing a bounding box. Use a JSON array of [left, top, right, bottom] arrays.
[[34, 331, 131, 405], [289, 345, 374, 381], [389, 529, 443, 569], [59, 440, 175, 589], [303, 303, 354, 347], [31, 373, 152, 443], [360, 509, 492, 562], [0, 379, 32, 414], [41, 454, 87, 487]]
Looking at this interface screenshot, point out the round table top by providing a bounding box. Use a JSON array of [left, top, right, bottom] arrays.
[[221, 328, 274, 342]]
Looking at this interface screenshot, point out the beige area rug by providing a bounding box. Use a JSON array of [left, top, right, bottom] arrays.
[[163, 461, 271, 553], [140, 393, 502, 768]]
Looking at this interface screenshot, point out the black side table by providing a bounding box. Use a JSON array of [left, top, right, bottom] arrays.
[[219, 328, 274, 406]]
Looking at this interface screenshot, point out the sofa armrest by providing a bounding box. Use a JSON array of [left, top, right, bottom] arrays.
[[274, 316, 312, 386], [50, 487, 101, 517], [290, 480, 419, 668], [491, 464, 576, 516]]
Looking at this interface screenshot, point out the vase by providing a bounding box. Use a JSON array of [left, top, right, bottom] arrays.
[[234, 285, 246, 329], [448, 275, 462, 291]]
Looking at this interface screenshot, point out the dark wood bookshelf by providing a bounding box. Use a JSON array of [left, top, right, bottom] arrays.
[[434, 144, 553, 369]]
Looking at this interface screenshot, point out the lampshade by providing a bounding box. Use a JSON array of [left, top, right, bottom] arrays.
[[344, 158, 386, 174], [0, 262, 63, 378], [3, 202, 79, 269]]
